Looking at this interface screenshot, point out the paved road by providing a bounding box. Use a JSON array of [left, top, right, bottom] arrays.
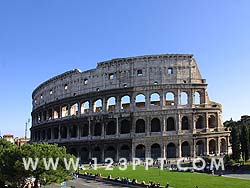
[[224, 173, 250, 180], [66, 178, 130, 188]]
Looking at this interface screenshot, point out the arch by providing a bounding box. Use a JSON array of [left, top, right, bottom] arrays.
[[81, 124, 89, 137], [81, 101, 90, 114], [53, 127, 59, 139], [209, 115, 217, 128], [135, 144, 145, 159], [196, 116, 204, 129], [150, 93, 160, 106], [151, 143, 161, 159], [70, 125, 78, 138], [167, 117, 175, 131], [151, 118, 161, 132], [181, 116, 189, 130], [121, 95, 130, 110], [94, 99, 102, 112], [41, 130, 46, 140], [47, 128, 51, 140], [106, 121, 116, 135], [135, 94, 146, 108], [136, 119, 145, 133], [120, 119, 131, 134], [196, 140, 204, 156], [181, 92, 188, 105], [165, 92, 175, 106], [104, 146, 116, 161], [209, 139, 217, 154], [181, 141, 191, 157], [120, 145, 130, 160], [61, 105, 68, 117], [70, 103, 78, 116], [93, 123, 102, 136], [220, 138, 227, 154], [60, 126, 67, 139], [92, 146, 102, 163], [167, 143, 176, 158], [80, 148, 89, 164], [194, 92, 201, 105], [107, 97, 116, 111], [53, 108, 60, 119], [69, 148, 77, 157]]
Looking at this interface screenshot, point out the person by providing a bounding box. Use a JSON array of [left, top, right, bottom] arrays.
[[165, 183, 170, 188]]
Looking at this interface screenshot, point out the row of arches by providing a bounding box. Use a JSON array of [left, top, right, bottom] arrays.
[[34, 91, 204, 123], [67, 138, 228, 163]]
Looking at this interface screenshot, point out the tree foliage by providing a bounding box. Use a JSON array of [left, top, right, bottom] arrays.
[[0, 139, 76, 188]]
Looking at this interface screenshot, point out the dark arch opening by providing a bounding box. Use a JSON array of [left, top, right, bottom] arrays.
[[196, 140, 204, 156], [80, 148, 89, 164], [70, 125, 78, 138], [120, 119, 131, 134], [181, 116, 189, 130], [106, 121, 116, 135], [53, 127, 59, 139], [209, 139, 216, 154], [135, 144, 145, 159], [120, 145, 130, 160], [151, 143, 161, 159], [93, 123, 102, 136], [196, 116, 204, 129], [81, 124, 89, 137], [92, 147, 102, 163], [105, 146, 116, 161], [182, 141, 191, 157], [167, 117, 175, 131], [136, 119, 145, 133], [61, 126, 67, 139], [151, 118, 161, 132], [167, 143, 176, 158]]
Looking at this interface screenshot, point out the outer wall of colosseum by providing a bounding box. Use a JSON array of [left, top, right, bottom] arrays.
[[31, 54, 230, 163]]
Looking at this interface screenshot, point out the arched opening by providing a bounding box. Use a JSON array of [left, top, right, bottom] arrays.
[[121, 95, 130, 110], [151, 143, 161, 159], [53, 107, 60, 119], [196, 116, 204, 129], [53, 127, 59, 139], [151, 118, 161, 132], [181, 92, 188, 105], [120, 145, 130, 160], [196, 140, 204, 156], [150, 93, 160, 106], [81, 101, 90, 114], [120, 119, 131, 134], [93, 123, 102, 136], [194, 92, 201, 104], [60, 126, 67, 139], [107, 97, 116, 111], [61, 105, 69, 117], [135, 94, 146, 108], [70, 125, 78, 138], [81, 124, 89, 137], [167, 117, 175, 131], [92, 147, 102, 163], [135, 144, 145, 159], [41, 130, 46, 140], [209, 139, 217, 154], [94, 99, 102, 112], [181, 116, 189, 130], [181, 141, 191, 157], [70, 103, 78, 116], [209, 115, 217, 128], [220, 138, 227, 154], [69, 148, 77, 157], [47, 129, 51, 140], [106, 121, 116, 135], [167, 143, 176, 158], [165, 92, 175, 106], [80, 148, 89, 164], [136, 119, 145, 133], [104, 146, 116, 161]]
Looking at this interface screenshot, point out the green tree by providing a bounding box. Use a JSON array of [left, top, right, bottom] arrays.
[[231, 123, 241, 161], [241, 124, 250, 161], [21, 143, 77, 188]]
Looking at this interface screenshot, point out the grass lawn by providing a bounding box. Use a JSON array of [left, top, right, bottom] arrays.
[[82, 166, 250, 188]]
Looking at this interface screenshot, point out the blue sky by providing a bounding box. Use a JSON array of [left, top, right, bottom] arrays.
[[0, 0, 249, 137]]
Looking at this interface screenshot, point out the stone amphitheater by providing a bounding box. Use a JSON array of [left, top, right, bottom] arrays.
[[31, 54, 230, 163]]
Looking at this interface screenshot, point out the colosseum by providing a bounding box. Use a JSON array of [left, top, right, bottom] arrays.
[[31, 54, 230, 163]]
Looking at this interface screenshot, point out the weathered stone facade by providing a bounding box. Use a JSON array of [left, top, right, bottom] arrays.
[[31, 54, 230, 163]]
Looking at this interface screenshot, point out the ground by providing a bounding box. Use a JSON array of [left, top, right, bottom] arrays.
[[81, 166, 250, 188]]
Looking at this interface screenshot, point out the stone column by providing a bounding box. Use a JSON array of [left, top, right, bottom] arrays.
[[217, 112, 220, 131], [88, 119, 91, 137], [146, 91, 150, 110], [68, 104, 71, 116], [103, 97, 107, 112], [77, 125, 80, 139], [116, 96, 121, 112], [131, 143, 135, 158], [178, 140, 182, 158], [160, 92, 165, 108], [217, 137, 220, 155], [193, 139, 196, 158], [78, 102, 81, 116], [205, 139, 209, 156], [116, 144, 119, 162], [162, 143, 166, 158], [146, 116, 150, 136], [205, 113, 209, 130], [116, 117, 119, 137]]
